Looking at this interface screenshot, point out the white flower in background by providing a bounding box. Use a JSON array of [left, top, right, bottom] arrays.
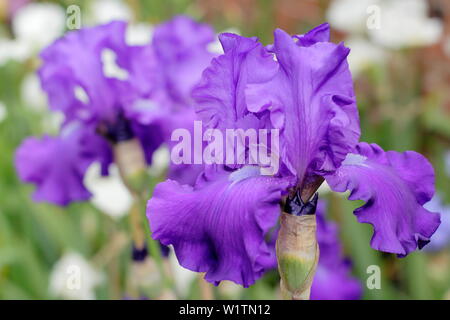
[[0, 38, 29, 66], [21, 73, 47, 111], [87, 0, 133, 25], [168, 248, 196, 298], [84, 163, 133, 219], [346, 37, 385, 76], [126, 23, 154, 46], [49, 252, 103, 300], [326, 0, 380, 34], [40, 111, 64, 135], [368, 0, 443, 49], [218, 281, 242, 298], [0, 101, 7, 123], [12, 3, 65, 53], [148, 145, 170, 177]]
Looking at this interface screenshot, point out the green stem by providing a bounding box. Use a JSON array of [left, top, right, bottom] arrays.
[[136, 194, 174, 291], [403, 252, 432, 300]]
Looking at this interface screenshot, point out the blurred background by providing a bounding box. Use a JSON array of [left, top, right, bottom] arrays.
[[0, 0, 449, 300]]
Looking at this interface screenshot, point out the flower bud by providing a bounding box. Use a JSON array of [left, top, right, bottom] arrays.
[[276, 192, 319, 300]]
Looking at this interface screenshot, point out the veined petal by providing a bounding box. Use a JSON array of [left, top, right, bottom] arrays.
[[165, 110, 205, 185], [15, 124, 111, 206], [325, 142, 441, 256], [193, 33, 278, 130], [147, 166, 291, 287], [247, 28, 360, 185]]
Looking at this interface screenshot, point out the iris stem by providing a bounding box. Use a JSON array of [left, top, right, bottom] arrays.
[[135, 188, 175, 294], [114, 138, 175, 296]]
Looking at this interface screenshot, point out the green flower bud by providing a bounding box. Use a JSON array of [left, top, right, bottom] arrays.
[[276, 213, 319, 300]]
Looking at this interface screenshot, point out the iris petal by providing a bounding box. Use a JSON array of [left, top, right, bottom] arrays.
[[147, 166, 291, 287], [325, 142, 441, 256], [39, 21, 129, 122], [246, 28, 360, 185], [15, 125, 111, 206], [193, 33, 278, 130], [152, 15, 216, 105]]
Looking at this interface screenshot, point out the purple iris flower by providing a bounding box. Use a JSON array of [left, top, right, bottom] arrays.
[[147, 23, 441, 287], [15, 16, 216, 205], [311, 201, 361, 300]]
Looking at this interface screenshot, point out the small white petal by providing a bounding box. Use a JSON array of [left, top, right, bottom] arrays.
[[0, 101, 7, 123], [368, 0, 443, 49], [0, 38, 31, 66], [49, 252, 103, 300], [346, 37, 385, 76], [21, 73, 47, 111], [12, 3, 65, 51], [126, 23, 154, 46], [326, 0, 380, 34], [88, 0, 133, 25], [41, 111, 64, 134], [101, 48, 129, 81], [148, 145, 170, 178], [84, 163, 133, 219]]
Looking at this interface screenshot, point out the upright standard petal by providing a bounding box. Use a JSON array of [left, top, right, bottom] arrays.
[[39, 21, 157, 124], [293, 23, 330, 47], [39, 21, 127, 122], [193, 33, 278, 130], [325, 142, 441, 256], [247, 28, 360, 185], [15, 124, 111, 206], [147, 166, 291, 287], [153, 15, 217, 106], [311, 201, 362, 300]]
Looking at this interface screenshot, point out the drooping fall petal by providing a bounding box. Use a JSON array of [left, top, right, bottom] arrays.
[[15, 124, 111, 206], [147, 166, 291, 287], [326, 142, 441, 256]]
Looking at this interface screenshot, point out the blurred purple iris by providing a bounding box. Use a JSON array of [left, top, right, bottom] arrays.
[[147, 24, 441, 287], [423, 194, 450, 251], [311, 201, 361, 300], [15, 16, 216, 206]]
